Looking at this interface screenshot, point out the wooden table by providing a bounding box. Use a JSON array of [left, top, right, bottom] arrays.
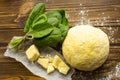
[[0, 0, 120, 80]]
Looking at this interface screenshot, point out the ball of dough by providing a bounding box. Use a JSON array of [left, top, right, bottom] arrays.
[[62, 25, 109, 71]]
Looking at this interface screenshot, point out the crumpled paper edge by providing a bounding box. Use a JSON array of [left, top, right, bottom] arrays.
[[4, 36, 74, 80]]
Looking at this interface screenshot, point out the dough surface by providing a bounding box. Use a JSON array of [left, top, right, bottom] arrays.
[[62, 25, 109, 71]]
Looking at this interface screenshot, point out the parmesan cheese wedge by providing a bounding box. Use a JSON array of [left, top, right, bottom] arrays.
[[37, 58, 49, 69], [47, 63, 55, 74], [37, 57, 55, 74], [25, 45, 40, 62], [53, 55, 70, 75]]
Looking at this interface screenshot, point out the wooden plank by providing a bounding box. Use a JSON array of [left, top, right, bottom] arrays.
[[0, 0, 120, 80], [0, 0, 120, 28], [0, 29, 24, 43], [1, 75, 45, 80]]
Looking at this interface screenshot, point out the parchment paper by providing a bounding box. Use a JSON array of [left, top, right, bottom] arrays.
[[4, 36, 74, 80]]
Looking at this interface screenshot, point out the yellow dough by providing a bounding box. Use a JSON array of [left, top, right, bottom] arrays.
[[62, 25, 109, 71]]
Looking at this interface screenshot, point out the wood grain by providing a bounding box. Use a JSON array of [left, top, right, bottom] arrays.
[[0, 0, 120, 80]]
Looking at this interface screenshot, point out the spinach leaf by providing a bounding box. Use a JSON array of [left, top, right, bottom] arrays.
[[23, 3, 69, 47], [31, 9, 69, 46], [33, 27, 61, 47], [58, 24, 69, 42], [24, 3, 45, 33], [51, 9, 69, 42], [28, 23, 53, 38], [10, 3, 70, 52], [47, 17, 59, 26], [32, 14, 47, 25], [62, 16, 69, 26], [45, 10, 62, 23], [9, 37, 24, 46], [9, 37, 24, 51], [55, 9, 69, 26], [32, 14, 47, 30]]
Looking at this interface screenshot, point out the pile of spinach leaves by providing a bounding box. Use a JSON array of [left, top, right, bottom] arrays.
[[9, 3, 69, 51]]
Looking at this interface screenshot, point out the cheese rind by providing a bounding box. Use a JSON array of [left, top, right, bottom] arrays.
[[25, 45, 40, 61]]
